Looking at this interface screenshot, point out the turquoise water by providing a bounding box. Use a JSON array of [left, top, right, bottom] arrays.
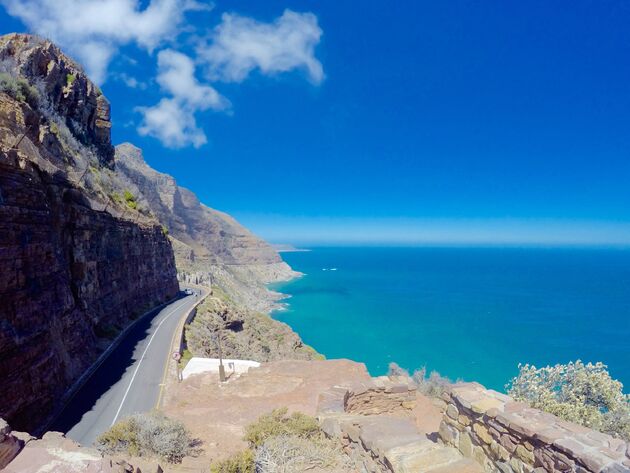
[[271, 247, 630, 392]]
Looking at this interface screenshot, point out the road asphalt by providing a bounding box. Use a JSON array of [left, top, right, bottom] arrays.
[[50, 290, 201, 447]]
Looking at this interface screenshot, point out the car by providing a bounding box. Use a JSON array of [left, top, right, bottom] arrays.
[[184, 288, 193, 295]]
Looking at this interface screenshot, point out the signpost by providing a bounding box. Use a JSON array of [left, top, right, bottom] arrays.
[[216, 332, 226, 382], [172, 351, 182, 382]]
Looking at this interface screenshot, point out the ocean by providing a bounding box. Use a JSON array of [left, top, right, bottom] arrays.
[[270, 247, 630, 392]]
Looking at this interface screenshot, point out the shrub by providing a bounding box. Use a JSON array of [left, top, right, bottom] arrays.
[[123, 190, 138, 209], [412, 366, 453, 398], [388, 362, 409, 377], [210, 449, 255, 473], [244, 408, 321, 448], [255, 434, 348, 473], [230, 409, 355, 472], [66, 73, 76, 86], [0, 72, 39, 105], [507, 360, 630, 440], [96, 412, 195, 463]]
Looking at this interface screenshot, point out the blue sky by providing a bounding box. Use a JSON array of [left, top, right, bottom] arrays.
[[2, 1, 630, 245]]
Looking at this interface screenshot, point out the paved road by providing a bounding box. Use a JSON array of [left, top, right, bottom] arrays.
[[50, 290, 202, 446]]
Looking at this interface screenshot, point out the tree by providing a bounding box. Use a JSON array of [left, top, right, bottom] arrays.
[[507, 360, 630, 440]]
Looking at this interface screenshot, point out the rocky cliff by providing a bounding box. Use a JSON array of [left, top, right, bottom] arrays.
[[0, 34, 179, 432], [115, 143, 300, 312]]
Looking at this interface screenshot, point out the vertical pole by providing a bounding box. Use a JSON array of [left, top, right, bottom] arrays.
[[217, 331, 226, 382]]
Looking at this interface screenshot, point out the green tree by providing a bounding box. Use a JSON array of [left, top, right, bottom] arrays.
[[507, 360, 630, 440]]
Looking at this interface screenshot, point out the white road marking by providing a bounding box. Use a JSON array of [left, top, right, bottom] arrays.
[[110, 297, 191, 426]]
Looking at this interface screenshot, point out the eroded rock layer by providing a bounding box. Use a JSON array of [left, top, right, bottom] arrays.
[[0, 34, 179, 432]]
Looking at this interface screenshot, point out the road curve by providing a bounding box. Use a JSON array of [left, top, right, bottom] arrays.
[[51, 290, 203, 447]]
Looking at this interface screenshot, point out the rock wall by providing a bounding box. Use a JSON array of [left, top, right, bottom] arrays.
[[438, 383, 630, 473], [344, 376, 418, 416], [0, 152, 179, 432], [0, 33, 114, 162], [0, 34, 179, 433]]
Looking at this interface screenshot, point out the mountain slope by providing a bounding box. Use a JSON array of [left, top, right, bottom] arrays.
[[115, 143, 300, 312]]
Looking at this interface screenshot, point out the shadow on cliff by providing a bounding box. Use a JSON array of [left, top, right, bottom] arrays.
[[48, 294, 186, 438]]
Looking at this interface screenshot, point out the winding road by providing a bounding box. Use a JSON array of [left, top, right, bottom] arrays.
[[50, 289, 204, 447]]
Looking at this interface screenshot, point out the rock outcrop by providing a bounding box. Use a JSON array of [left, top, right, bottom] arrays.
[[0, 419, 25, 470], [0, 34, 113, 162], [185, 295, 320, 362], [115, 143, 300, 312], [1, 418, 163, 473], [0, 34, 179, 433]]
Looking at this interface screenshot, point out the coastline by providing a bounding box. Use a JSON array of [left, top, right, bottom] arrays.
[[259, 246, 630, 391]]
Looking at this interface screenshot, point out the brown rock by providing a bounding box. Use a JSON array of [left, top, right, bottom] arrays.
[[473, 423, 493, 444]]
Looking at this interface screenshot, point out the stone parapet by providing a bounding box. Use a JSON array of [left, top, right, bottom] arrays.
[[317, 376, 418, 417], [438, 383, 630, 473], [317, 377, 482, 473]]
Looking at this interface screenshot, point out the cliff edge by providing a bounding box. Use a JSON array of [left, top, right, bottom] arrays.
[[115, 143, 300, 312], [0, 34, 179, 432]]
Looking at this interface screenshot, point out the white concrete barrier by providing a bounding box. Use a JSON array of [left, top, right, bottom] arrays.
[[182, 357, 260, 380]]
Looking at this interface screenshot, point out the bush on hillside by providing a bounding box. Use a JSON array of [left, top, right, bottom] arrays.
[[388, 362, 409, 377], [210, 449, 255, 473], [507, 360, 630, 440], [0, 72, 39, 105], [123, 190, 138, 209], [255, 434, 351, 472], [244, 407, 321, 448], [96, 412, 195, 463], [211, 408, 355, 473], [412, 367, 454, 398], [388, 362, 453, 398]]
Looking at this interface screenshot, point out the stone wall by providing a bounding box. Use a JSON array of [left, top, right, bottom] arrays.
[[317, 377, 482, 473], [438, 383, 630, 473], [344, 376, 418, 415]]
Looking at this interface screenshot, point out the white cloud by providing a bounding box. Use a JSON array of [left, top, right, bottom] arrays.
[[137, 98, 207, 148], [156, 49, 228, 110], [198, 9, 324, 84], [0, 0, 210, 83], [137, 49, 228, 148], [115, 72, 147, 89], [1, 0, 325, 149]]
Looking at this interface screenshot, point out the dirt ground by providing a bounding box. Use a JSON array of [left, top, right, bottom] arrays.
[[161, 358, 443, 472]]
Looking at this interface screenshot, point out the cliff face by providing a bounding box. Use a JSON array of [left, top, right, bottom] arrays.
[[0, 34, 179, 432], [115, 143, 300, 312]]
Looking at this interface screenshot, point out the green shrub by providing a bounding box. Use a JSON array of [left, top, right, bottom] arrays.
[[179, 348, 193, 369], [123, 189, 138, 209], [66, 73, 76, 86], [507, 360, 630, 440], [210, 449, 255, 473], [0, 72, 39, 105], [161, 225, 169, 236], [96, 412, 195, 463], [244, 408, 321, 448]]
